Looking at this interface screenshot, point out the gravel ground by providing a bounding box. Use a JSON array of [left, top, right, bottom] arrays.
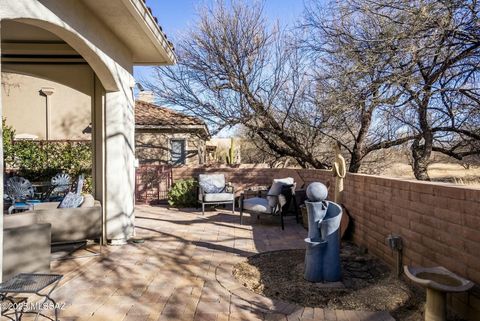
[[233, 243, 466, 321]]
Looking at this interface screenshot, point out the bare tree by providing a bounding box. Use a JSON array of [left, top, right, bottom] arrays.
[[301, 1, 418, 173], [146, 1, 329, 169], [147, 0, 479, 178], [302, 0, 480, 177], [365, 0, 480, 180]]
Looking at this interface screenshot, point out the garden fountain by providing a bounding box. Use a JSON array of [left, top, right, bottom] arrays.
[[304, 182, 343, 283], [404, 266, 474, 321]]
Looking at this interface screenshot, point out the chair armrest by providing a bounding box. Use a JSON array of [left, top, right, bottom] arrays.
[[31, 202, 61, 210], [266, 194, 281, 198], [224, 183, 234, 193], [257, 189, 270, 197]]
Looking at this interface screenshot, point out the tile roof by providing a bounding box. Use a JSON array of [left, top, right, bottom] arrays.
[[135, 100, 206, 127], [141, 0, 175, 52]]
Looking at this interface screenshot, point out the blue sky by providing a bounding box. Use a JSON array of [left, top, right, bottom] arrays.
[[134, 0, 306, 81]]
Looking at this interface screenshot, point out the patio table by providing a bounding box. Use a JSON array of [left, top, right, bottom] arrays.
[[0, 273, 63, 321], [31, 182, 56, 201]]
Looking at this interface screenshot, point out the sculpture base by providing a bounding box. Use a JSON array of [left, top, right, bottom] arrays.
[[314, 281, 345, 289]]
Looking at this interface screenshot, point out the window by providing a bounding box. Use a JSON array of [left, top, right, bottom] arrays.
[[170, 139, 186, 165]]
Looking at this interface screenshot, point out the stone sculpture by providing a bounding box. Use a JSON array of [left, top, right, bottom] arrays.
[[332, 142, 346, 203], [304, 182, 343, 283]]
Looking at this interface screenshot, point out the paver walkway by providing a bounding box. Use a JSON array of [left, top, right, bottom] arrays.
[[35, 206, 394, 320]]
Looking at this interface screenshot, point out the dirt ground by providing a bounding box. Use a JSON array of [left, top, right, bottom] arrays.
[[233, 243, 466, 321]]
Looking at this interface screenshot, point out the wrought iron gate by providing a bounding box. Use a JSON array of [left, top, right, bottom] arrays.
[[135, 165, 173, 204]]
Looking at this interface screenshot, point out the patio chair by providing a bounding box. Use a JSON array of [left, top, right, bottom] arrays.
[[72, 174, 85, 195], [48, 172, 71, 201], [198, 174, 235, 215], [239, 177, 299, 230], [5, 176, 38, 214]]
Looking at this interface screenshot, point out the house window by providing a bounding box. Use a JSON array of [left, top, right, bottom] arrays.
[[171, 139, 186, 165]]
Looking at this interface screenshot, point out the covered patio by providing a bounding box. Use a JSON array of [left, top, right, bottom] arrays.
[[1, 0, 176, 282], [40, 205, 394, 321]]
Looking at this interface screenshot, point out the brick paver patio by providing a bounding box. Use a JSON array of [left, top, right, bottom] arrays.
[[37, 205, 395, 320]]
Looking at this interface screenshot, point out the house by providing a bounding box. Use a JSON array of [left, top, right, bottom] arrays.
[[135, 97, 210, 166], [0, 0, 176, 270]]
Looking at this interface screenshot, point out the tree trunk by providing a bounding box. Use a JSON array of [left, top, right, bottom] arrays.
[[411, 137, 431, 181], [348, 105, 372, 173], [349, 151, 362, 173]]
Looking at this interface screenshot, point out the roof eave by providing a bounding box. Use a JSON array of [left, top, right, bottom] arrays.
[[121, 0, 176, 65], [136, 124, 210, 139]]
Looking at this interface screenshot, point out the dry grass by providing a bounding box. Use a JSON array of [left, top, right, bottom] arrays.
[[381, 163, 480, 188]]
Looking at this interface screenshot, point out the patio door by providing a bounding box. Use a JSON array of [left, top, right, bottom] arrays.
[[171, 139, 186, 165]]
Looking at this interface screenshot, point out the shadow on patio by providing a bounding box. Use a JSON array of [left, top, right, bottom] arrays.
[[42, 205, 400, 321]]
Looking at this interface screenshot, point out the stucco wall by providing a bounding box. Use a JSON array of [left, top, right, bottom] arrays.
[[1, 67, 93, 140], [172, 166, 480, 319], [135, 131, 206, 165]]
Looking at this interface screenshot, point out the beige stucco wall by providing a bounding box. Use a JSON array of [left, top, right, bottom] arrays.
[[135, 131, 206, 166], [1, 67, 93, 140]]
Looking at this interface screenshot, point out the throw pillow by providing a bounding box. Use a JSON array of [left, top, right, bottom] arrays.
[[80, 194, 95, 208], [58, 192, 84, 209], [267, 177, 294, 208], [199, 175, 225, 193]]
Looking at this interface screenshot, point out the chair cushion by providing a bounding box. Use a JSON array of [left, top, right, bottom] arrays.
[[58, 192, 84, 209], [267, 177, 294, 208], [199, 174, 225, 193], [243, 197, 270, 213], [80, 194, 95, 208], [203, 193, 234, 202]]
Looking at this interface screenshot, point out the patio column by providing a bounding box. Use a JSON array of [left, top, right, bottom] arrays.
[[0, 21, 4, 282], [104, 80, 136, 243], [92, 76, 106, 243]]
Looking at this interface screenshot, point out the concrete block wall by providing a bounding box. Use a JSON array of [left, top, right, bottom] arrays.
[[172, 166, 332, 195], [172, 166, 480, 319], [342, 173, 480, 319]]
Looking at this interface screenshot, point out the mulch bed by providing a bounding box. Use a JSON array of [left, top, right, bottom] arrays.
[[233, 242, 466, 321]]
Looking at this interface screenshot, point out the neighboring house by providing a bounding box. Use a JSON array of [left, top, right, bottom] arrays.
[[1, 0, 176, 251], [135, 98, 210, 166]]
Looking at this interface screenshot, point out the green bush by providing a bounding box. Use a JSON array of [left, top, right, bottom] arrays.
[[3, 118, 93, 193], [168, 179, 198, 207]]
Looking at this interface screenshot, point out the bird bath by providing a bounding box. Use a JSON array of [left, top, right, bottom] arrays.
[[404, 266, 474, 321]]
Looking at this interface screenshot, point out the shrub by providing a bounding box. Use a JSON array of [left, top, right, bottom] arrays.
[[3, 118, 93, 193], [168, 179, 198, 207]]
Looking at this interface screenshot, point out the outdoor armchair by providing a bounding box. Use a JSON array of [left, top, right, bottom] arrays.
[[198, 174, 235, 215], [239, 177, 299, 230], [5, 176, 39, 214], [48, 172, 71, 201]]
